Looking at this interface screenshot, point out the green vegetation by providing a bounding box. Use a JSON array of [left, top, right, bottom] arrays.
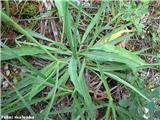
[[1, 0, 160, 120]]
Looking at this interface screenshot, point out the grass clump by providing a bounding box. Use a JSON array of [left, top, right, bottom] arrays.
[[1, 0, 160, 120]]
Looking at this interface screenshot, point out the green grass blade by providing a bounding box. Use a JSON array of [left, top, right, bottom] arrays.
[[1, 11, 57, 61], [64, 3, 77, 58], [97, 62, 117, 120], [81, 1, 107, 44], [54, 0, 67, 21], [88, 13, 122, 47], [73, 2, 83, 47], [14, 89, 35, 116], [90, 44, 146, 65], [0, 41, 46, 78], [1, 45, 46, 61], [68, 57, 95, 118], [15, 41, 71, 56], [68, 57, 80, 92], [83, 51, 139, 70], [25, 29, 66, 49], [69, 1, 93, 19], [43, 63, 59, 120], [105, 72, 151, 102], [28, 61, 58, 100], [5, 0, 10, 16], [78, 60, 95, 119]]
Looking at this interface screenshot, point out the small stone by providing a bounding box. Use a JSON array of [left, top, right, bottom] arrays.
[[2, 81, 9, 89], [15, 70, 19, 74], [6, 70, 10, 76]]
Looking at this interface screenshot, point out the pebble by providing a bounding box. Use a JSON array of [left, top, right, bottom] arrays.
[[6, 70, 10, 76], [2, 81, 9, 89]]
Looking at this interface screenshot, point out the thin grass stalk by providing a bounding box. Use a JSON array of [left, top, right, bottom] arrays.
[[97, 62, 117, 120], [64, 3, 77, 59], [1, 11, 58, 61], [5, 0, 10, 16]]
